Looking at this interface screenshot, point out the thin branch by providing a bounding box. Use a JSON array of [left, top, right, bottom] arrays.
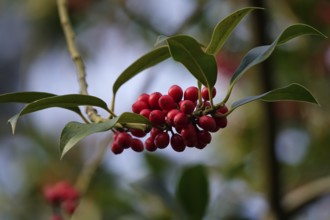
[[56, 0, 103, 122]]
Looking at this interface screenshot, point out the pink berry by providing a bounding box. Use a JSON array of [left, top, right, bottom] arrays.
[[168, 85, 183, 103], [149, 110, 165, 126], [179, 100, 196, 114], [198, 115, 216, 132], [131, 138, 144, 152], [154, 132, 170, 149], [158, 95, 177, 110], [201, 87, 216, 100], [148, 92, 162, 109], [184, 86, 199, 102], [170, 134, 186, 152], [132, 100, 149, 114]]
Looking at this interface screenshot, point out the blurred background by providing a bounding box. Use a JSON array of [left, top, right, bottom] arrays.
[[0, 0, 329, 219]]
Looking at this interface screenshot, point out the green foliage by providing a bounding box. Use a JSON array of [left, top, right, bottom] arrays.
[[176, 165, 209, 220], [0, 7, 325, 158]]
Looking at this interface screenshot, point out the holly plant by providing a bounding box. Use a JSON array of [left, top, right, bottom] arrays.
[[0, 7, 325, 158]]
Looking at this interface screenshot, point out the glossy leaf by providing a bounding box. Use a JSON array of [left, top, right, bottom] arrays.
[[8, 94, 109, 133], [230, 24, 326, 86], [231, 83, 319, 110], [176, 164, 209, 220], [112, 46, 170, 102], [166, 35, 218, 88], [60, 112, 151, 158], [0, 91, 57, 103], [206, 7, 262, 55]]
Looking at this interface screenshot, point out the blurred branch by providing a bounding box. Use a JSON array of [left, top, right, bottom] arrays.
[[283, 176, 330, 215], [56, 0, 104, 122]]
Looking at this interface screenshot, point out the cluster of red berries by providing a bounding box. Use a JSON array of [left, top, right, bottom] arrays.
[[43, 181, 79, 220], [111, 85, 228, 154]]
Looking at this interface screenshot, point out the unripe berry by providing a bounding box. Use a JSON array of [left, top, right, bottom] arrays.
[[139, 109, 151, 119], [166, 109, 181, 126], [129, 128, 147, 138], [173, 112, 189, 130], [168, 85, 183, 103], [111, 142, 124, 154], [154, 132, 170, 149], [137, 93, 150, 103], [131, 138, 144, 152], [184, 86, 199, 102], [149, 92, 162, 109], [132, 101, 149, 114], [170, 134, 186, 152], [179, 100, 196, 114], [198, 115, 216, 132], [149, 110, 165, 126], [158, 95, 176, 110], [145, 137, 157, 152], [116, 132, 132, 148], [201, 87, 216, 100]]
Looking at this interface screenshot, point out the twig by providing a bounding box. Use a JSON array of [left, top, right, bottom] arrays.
[[56, 0, 103, 122]]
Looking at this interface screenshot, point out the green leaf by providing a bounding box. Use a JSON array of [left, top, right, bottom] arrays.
[[166, 35, 217, 88], [60, 112, 151, 158], [230, 24, 327, 86], [231, 83, 319, 110], [176, 164, 209, 220], [206, 7, 262, 55], [8, 94, 109, 133], [0, 91, 57, 103], [112, 46, 170, 104]]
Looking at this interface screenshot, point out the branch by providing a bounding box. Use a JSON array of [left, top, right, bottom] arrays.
[[56, 0, 103, 122]]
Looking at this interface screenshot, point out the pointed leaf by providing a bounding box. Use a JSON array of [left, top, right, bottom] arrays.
[[8, 94, 109, 133], [206, 7, 262, 55], [0, 92, 57, 103], [176, 165, 209, 220], [166, 35, 217, 88], [230, 24, 327, 86], [112, 46, 170, 97], [231, 83, 319, 110], [60, 112, 151, 158]]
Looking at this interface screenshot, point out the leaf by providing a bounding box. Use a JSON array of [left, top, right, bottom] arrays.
[[231, 83, 319, 110], [176, 164, 209, 220], [205, 7, 262, 55], [230, 24, 327, 86], [112, 46, 170, 98], [8, 94, 109, 133], [0, 91, 57, 103], [166, 35, 217, 88], [60, 112, 151, 158]]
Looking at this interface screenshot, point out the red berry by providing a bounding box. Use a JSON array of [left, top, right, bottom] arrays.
[[181, 124, 197, 147], [168, 85, 183, 103], [173, 112, 189, 130], [219, 105, 228, 114], [198, 115, 216, 132], [129, 129, 147, 137], [214, 116, 228, 129], [111, 142, 124, 154], [201, 87, 216, 100], [179, 100, 196, 114], [139, 109, 151, 119], [116, 132, 132, 148], [62, 199, 77, 214], [166, 109, 181, 126], [130, 138, 144, 152], [195, 141, 207, 149], [154, 132, 170, 149], [158, 95, 177, 110], [132, 100, 149, 114], [170, 134, 186, 152], [184, 86, 199, 102], [145, 137, 157, 151], [149, 110, 165, 126], [150, 127, 162, 138], [197, 130, 212, 144], [148, 92, 162, 109], [43, 186, 60, 203], [137, 93, 150, 103]]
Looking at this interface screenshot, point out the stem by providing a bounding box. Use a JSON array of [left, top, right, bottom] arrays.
[[57, 0, 102, 123]]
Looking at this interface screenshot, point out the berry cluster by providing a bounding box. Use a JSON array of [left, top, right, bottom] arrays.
[[43, 181, 79, 219], [111, 85, 228, 154]]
